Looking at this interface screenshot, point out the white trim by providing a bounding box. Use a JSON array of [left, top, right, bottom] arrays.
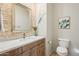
[[0, 8, 5, 32]]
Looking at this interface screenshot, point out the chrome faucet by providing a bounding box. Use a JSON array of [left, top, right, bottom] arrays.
[[23, 33, 26, 38]]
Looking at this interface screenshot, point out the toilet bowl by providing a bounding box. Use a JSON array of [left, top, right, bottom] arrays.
[[57, 47, 68, 56], [56, 39, 70, 56]]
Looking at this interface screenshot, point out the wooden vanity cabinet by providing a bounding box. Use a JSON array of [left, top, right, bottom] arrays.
[[0, 38, 45, 56], [21, 38, 45, 56]]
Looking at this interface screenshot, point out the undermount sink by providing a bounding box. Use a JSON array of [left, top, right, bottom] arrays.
[[19, 36, 37, 41], [19, 36, 45, 42], [25, 36, 37, 39], [25, 36, 45, 40]]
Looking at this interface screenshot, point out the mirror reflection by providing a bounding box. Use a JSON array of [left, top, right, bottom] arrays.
[[12, 3, 32, 32]]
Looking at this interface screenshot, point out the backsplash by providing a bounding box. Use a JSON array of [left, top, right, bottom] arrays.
[[0, 3, 34, 40]]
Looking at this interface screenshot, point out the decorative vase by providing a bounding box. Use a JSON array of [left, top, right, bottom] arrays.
[[33, 26, 38, 36]]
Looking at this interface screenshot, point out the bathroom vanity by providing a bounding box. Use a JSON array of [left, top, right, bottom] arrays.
[[0, 36, 45, 56], [0, 4, 45, 56]]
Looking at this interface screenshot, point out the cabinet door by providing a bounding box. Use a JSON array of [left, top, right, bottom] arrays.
[[31, 44, 45, 56], [39, 43, 45, 56], [31, 45, 40, 56], [19, 50, 31, 56]]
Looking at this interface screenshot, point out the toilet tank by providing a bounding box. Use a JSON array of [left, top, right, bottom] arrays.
[[59, 39, 70, 48]]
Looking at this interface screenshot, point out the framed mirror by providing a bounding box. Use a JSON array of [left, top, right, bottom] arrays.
[[12, 3, 32, 32]]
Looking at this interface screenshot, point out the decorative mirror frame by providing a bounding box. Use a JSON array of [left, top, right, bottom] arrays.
[[0, 8, 4, 32]]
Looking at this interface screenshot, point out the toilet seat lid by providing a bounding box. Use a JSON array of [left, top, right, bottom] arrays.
[[57, 47, 67, 53]]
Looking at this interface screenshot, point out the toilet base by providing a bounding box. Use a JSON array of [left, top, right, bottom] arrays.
[[56, 47, 68, 56], [57, 51, 68, 56]]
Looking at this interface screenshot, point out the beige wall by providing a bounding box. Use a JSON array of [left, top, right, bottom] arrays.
[[47, 4, 58, 55], [0, 3, 34, 40], [36, 4, 47, 36], [35, 3, 48, 55], [51, 3, 79, 55]]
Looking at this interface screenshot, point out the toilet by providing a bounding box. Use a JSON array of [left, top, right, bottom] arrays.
[[56, 39, 70, 56]]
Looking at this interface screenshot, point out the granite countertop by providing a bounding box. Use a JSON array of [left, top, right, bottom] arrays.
[[0, 36, 45, 54]]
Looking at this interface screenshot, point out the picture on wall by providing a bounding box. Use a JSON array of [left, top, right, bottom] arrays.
[[59, 16, 70, 29]]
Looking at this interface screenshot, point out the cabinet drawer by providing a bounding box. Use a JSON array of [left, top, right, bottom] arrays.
[[30, 38, 45, 47], [19, 50, 31, 56], [22, 43, 33, 52], [40, 43, 45, 47], [0, 47, 22, 56]]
